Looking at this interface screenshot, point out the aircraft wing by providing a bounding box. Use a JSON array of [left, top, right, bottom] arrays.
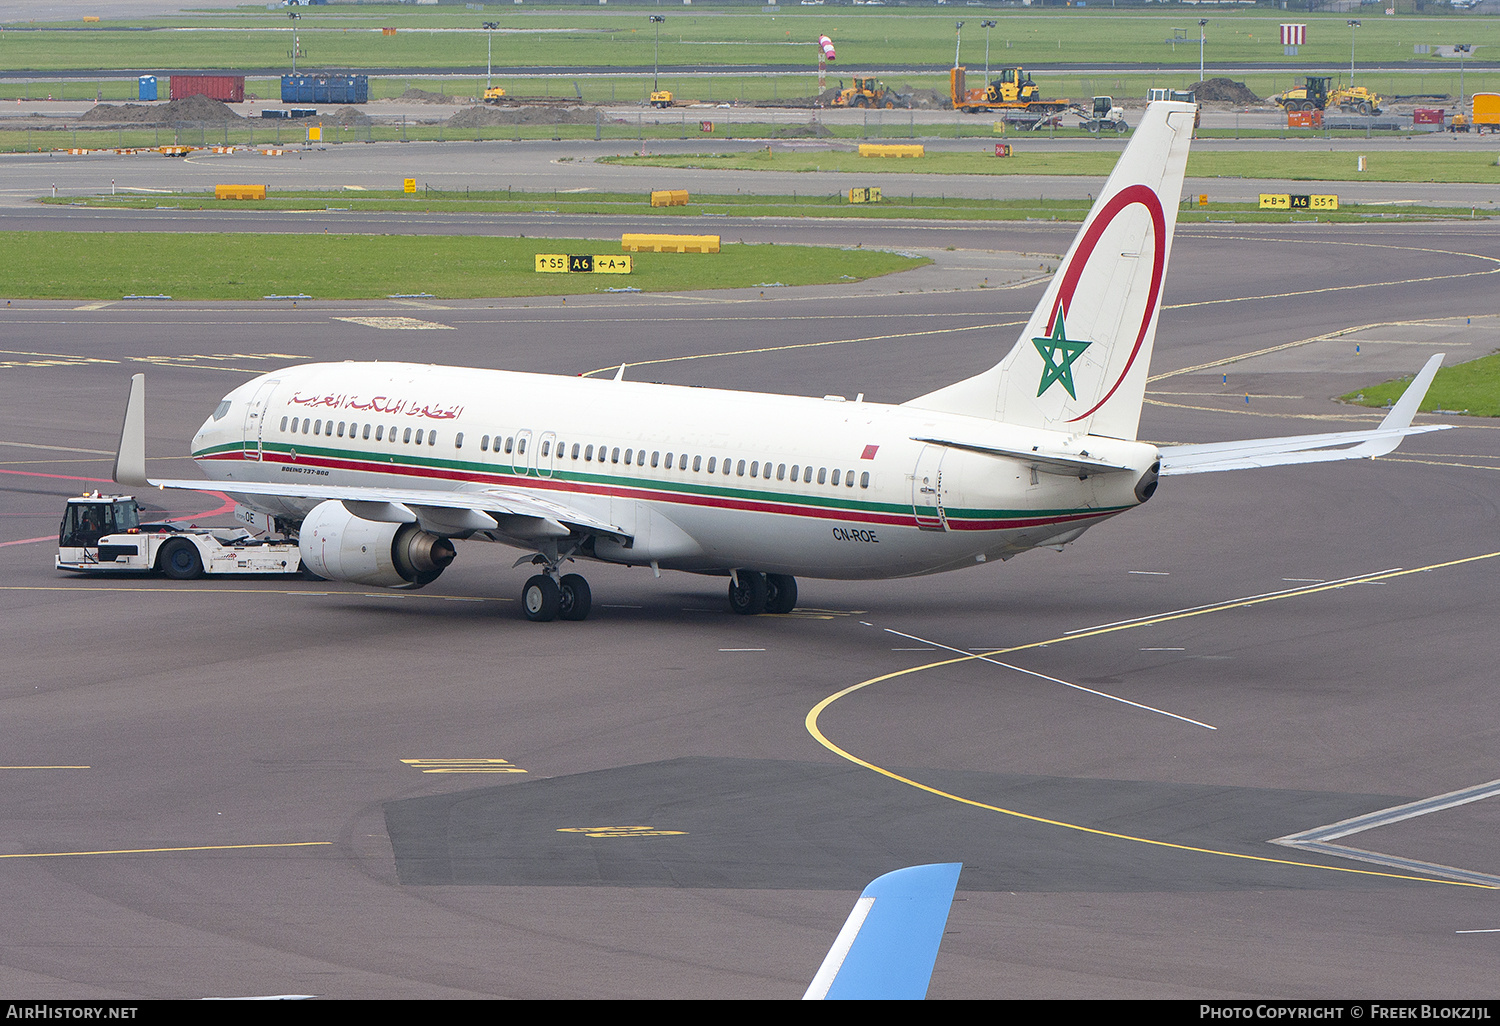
[[1158, 353, 1451, 476], [112, 373, 629, 541], [803, 862, 962, 1001]]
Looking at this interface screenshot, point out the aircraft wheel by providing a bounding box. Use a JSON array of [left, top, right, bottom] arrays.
[[523, 574, 560, 622], [728, 572, 768, 615], [558, 573, 592, 621], [159, 539, 204, 580], [764, 574, 798, 615]]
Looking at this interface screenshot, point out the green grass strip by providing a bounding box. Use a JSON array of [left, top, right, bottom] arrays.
[[603, 148, 1500, 185], [1343, 351, 1500, 417], [0, 232, 927, 301]]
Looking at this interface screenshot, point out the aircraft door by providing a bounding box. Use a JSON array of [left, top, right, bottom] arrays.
[[911, 444, 948, 532], [537, 431, 557, 479], [241, 378, 280, 461], [512, 429, 534, 477]]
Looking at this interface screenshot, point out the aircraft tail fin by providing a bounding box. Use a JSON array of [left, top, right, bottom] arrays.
[[904, 101, 1198, 441], [114, 373, 148, 489]]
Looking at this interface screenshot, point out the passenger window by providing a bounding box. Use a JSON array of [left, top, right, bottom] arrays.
[[481, 435, 489, 451], [362, 424, 371, 440], [860, 472, 870, 489], [403, 427, 412, 444], [749, 461, 758, 477], [723, 459, 732, 476], [790, 464, 799, 481], [706, 457, 716, 473], [846, 472, 855, 488], [679, 454, 688, 471], [585, 444, 594, 461], [653, 451, 661, 468], [376, 425, 384, 441], [279, 416, 288, 431], [611, 447, 620, 464], [763, 462, 772, 479], [314, 420, 323, 435], [338, 422, 346, 437], [571, 444, 580, 460], [625, 449, 633, 465], [505, 436, 514, 454], [455, 432, 465, 449], [541, 440, 550, 457], [777, 463, 786, 481], [517, 437, 525, 454], [818, 467, 827, 485], [832, 469, 842, 486], [290, 418, 299, 433], [693, 456, 702, 472], [736, 460, 746, 477], [428, 430, 436, 446]]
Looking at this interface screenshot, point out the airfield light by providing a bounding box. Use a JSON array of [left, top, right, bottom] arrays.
[[1348, 19, 1361, 82], [483, 22, 499, 89], [1198, 19, 1208, 85], [650, 15, 665, 92]]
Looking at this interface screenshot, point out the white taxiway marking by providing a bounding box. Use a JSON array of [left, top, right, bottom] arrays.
[[719, 648, 766, 652], [882, 628, 1216, 730], [333, 316, 454, 331], [1128, 570, 1170, 576], [1140, 647, 1186, 651], [1455, 928, 1500, 934], [1272, 778, 1500, 888]]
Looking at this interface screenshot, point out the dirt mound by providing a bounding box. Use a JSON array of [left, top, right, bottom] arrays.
[[447, 104, 598, 128], [79, 95, 241, 124], [770, 122, 834, 139], [320, 107, 373, 126], [900, 87, 949, 111], [1192, 78, 1262, 105], [399, 88, 464, 105]]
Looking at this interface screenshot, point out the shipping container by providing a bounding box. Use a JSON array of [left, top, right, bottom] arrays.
[[169, 75, 245, 103], [138, 76, 157, 102], [280, 74, 368, 105], [1413, 108, 1445, 125]]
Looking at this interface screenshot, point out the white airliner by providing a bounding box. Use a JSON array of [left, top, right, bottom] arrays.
[[112, 102, 1447, 621]]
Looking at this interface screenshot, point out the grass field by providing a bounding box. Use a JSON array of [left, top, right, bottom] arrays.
[[2, 7, 1497, 80], [0, 231, 927, 301], [604, 148, 1500, 185], [1344, 352, 1500, 417], [38, 189, 1492, 226]]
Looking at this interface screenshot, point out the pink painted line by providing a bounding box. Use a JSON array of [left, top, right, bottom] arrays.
[[0, 535, 54, 548]]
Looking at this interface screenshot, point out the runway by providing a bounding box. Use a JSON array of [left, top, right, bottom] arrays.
[[1, 194, 1498, 994]]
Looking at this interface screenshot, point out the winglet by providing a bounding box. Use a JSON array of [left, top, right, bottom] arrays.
[[803, 862, 962, 1001], [113, 372, 148, 488], [1354, 352, 1444, 458]]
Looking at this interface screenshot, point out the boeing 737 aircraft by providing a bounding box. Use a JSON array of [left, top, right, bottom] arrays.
[[111, 102, 1447, 621]]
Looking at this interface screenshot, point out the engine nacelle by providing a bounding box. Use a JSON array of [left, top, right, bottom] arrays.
[[299, 500, 455, 589]]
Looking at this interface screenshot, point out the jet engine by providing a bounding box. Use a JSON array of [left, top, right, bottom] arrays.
[[299, 500, 455, 589]]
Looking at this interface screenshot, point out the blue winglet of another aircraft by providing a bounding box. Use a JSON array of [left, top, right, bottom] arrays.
[[802, 862, 963, 1001]]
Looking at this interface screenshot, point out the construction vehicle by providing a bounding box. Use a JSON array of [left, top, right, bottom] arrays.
[[56, 494, 302, 580], [1079, 95, 1129, 134], [1449, 92, 1500, 133], [831, 77, 911, 110], [650, 90, 674, 109], [1275, 77, 1384, 114], [950, 65, 1069, 116], [482, 86, 507, 104]]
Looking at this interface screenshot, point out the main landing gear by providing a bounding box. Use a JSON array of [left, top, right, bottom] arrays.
[[728, 571, 797, 616], [522, 572, 592, 622]]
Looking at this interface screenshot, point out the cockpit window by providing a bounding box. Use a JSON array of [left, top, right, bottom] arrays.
[[211, 400, 232, 421]]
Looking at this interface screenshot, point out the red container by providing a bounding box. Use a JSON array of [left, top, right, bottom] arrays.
[[1413, 108, 1445, 125], [169, 75, 245, 103]]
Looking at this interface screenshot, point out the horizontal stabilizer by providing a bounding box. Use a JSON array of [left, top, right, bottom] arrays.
[[1160, 354, 1450, 475], [803, 862, 962, 1001], [912, 435, 1135, 477]]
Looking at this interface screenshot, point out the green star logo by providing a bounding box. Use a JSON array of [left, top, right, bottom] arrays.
[[1032, 308, 1092, 400]]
